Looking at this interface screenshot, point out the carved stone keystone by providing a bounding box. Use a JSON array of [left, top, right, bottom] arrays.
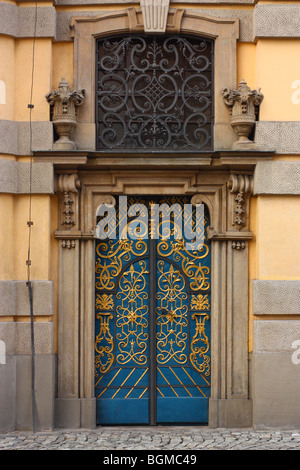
[[222, 79, 264, 150], [140, 0, 170, 33], [46, 78, 85, 150]]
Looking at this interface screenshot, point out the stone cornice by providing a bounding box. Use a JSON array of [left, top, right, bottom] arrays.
[[33, 150, 274, 172]]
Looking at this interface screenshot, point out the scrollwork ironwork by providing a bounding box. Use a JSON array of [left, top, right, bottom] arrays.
[[96, 35, 214, 151], [116, 260, 149, 365], [156, 261, 188, 365], [94, 196, 211, 404]]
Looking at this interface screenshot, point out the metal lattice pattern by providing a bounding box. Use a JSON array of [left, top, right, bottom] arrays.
[[96, 36, 214, 151]]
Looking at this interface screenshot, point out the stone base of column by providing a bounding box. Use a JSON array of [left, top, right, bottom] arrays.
[[209, 398, 253, 428]]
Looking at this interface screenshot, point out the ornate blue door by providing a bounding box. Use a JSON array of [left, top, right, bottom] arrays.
[[95, 197, 211, 425]]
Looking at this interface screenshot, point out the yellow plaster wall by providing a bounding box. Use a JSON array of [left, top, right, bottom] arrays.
[[256, 39, 300, 121], [0, 195, 14, 280], [237, 42, 256, 89], [14, 38, 52, 122], [237, 38, 300, 351], [256, 196, 300, 280], [50, 194, 59, 352], [52, 42, 74, 90], [248, 194, 300, 350], [13, 195, 51, 281], [0, 36, 14, 120]]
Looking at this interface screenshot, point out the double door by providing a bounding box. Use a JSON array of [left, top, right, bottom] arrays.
[[95, 196, 211, 425]]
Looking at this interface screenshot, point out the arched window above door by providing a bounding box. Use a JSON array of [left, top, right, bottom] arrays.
[[95, 35, 214, 152]]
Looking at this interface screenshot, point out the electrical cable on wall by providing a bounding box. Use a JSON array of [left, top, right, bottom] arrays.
[[26, 0, 38, 434]]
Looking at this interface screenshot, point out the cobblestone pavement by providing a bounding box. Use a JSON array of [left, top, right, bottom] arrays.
[[0, 427, 300, 450]]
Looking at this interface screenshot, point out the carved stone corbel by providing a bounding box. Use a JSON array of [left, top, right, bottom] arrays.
[[228, 174, 253, 248], [55, 174, 81, 245]]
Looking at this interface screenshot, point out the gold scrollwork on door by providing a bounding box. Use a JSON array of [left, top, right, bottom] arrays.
[[156, 196, 210, 291], [95, 293, 114, 310], [156, 261, 188, 365], [190, 293, 210, 375], [191, 294, 210, 311], [95, 311, 114, 375], [116, 260, 149, 365], [95, 239, 148, 291], [157, 240, 210, 291]]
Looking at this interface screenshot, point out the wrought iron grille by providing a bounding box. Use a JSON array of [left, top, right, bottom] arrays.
[[96, 35, 214, 152]]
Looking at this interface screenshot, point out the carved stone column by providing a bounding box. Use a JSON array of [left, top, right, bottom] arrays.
[[192, 179, 254, 427], [225, 174, 253, 426], [54, 181, 117, 428], [54, 173, 82, 428]]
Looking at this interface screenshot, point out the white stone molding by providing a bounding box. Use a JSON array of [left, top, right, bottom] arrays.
[[140, 0, 170, 33]]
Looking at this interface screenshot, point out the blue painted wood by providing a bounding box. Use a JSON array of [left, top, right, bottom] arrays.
[[157, 397, 209, 424], [97, 398, 149, 425], [95, 197, 211, 425]]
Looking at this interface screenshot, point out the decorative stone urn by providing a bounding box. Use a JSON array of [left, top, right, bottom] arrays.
[[222, 79, 264, 150], [46, 78, 85, 150]]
